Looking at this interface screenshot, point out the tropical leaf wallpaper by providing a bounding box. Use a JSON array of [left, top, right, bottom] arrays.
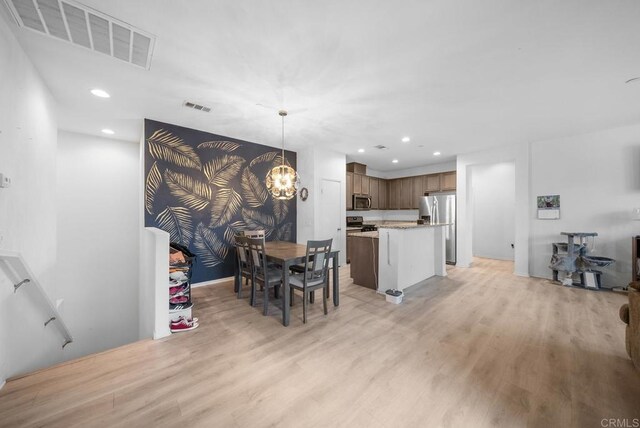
[[144, 119, 297, 283]]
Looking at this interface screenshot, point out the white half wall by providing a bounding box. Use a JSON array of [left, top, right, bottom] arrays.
[[529, 123, 640, 287], [457, 143, 530, 276], [56, 131, 140, 361], [471, 162, 516, 260], [0, 12, 59, 381]]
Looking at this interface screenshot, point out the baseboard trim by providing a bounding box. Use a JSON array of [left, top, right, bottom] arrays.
[[0, 379, 5, 391], [191, 276, 234, 288]]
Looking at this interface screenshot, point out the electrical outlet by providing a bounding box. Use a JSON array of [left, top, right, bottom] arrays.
[[0, 173, 11, 188]]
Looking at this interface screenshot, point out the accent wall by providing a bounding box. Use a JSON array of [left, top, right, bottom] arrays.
[[144, 119, 297, 284]]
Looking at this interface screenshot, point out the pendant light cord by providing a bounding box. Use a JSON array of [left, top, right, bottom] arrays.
[[281, 114, 285, 167]]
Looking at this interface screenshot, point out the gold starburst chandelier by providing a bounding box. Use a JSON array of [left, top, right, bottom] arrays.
[[266, 110, 298, 200]]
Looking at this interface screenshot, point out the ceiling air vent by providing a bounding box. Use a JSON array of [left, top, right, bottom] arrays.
[[4, 0, 155, 69], [374, 145, 389, 150], [183, 101, 212, 113]]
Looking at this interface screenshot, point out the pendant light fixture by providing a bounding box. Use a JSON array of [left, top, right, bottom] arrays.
[[266, 110, 298, 200]]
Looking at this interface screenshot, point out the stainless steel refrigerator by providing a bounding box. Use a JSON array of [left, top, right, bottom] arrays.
[[419, 193, 456, 264]]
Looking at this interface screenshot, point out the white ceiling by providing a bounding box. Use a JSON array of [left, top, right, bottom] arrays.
[[3, 0, 640, 171]]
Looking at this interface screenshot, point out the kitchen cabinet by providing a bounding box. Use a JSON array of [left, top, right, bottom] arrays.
[[400, 177, 413, 209], [353, 173, 362, 195], [441, 171, 457, 191], [379, 179, 388, 209], [346, 172, 353, 210], [369, 178, 379, 209], [388, 179, 400, 209], [346, 162, 367, 175], [411, 176, 425, 209], [345, 162, 455, 211], [361, 175, 370, 195], [424, 174, 441, 193]]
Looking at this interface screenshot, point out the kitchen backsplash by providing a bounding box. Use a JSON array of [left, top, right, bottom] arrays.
[[346, 210, 418, 222]]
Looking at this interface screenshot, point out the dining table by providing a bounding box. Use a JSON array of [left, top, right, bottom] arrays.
[[263, 241, 340, 326]]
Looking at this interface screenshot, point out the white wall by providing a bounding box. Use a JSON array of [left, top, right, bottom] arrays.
[[379, 161, 457, 179], [471, 162, 516, 260], [56, 131, 140, 360], [457, 143, 530, 276], [529, 124, 640, 288], [297, 145, 347, 265], [0, 13, 61, 382]]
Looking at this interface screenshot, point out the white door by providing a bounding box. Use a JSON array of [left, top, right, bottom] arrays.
[[319, 179, 343, 264]]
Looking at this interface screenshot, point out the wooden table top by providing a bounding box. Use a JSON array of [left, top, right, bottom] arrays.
[[264, 241, 308, 262], [264, 241, 339, 263]]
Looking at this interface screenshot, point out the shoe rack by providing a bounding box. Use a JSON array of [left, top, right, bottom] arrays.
[[169, 244, 196, 330]]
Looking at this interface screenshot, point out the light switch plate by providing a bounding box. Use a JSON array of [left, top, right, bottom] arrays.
[[0, 173, 11, 188]]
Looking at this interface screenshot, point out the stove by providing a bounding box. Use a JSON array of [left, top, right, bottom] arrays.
[[346, 216, 378, 232]]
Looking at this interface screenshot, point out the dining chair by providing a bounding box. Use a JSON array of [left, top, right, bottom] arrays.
[[246, 237, 283, 316], [288, 239, 333, 323], [243, 229, 265, 239], [234, 235, 253, 301]]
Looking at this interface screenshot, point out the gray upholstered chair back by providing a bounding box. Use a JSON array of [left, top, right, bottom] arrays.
[[304, 239, 333, 285], [246, 237, 268, 274], [234, 235, 250, 268]]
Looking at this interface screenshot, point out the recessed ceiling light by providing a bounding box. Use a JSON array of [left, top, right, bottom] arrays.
[[358, 148, 365, 153], [433, 151, 441, 156], [626, 77, 640, 84], [102, 129, 115, 135], [392, 159, 399, 163], [91, 89, 110, 98], [401, 137, 410, 143]]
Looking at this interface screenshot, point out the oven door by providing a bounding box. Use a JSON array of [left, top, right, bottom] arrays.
[[353, 195, 371, 210]]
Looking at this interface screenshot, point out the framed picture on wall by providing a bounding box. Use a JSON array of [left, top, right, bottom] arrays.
[[537, 195, 560, 219]]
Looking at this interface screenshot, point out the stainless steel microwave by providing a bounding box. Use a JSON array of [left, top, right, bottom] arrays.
[[353, 195, 371, 210]]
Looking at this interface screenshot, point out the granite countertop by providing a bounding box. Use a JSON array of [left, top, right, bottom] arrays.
[[378, 223, 450, 230], [348, 231, 380, 238]]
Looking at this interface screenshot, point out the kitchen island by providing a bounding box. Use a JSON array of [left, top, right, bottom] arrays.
[[348, 224, 448, 293]]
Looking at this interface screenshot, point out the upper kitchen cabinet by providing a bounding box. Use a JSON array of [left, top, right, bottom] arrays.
[[400, 177, 413, 209], [424, 174, 441, 193], [379, 179, 388, 209], [361, 175, 370, 196], [346, 162, 367, 175], [441, 171, 457, 191], [346, 172, 354, 210], [411, 176, 424, 209], [369, 177, 379, 209], [388, 179, 401, 209], [353, 173, 363, 194]]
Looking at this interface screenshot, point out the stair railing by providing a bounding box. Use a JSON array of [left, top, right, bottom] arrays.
[[0, 251, 73, 349]]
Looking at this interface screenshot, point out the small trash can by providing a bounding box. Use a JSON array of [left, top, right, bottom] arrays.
[[385, 289, 403, 304]]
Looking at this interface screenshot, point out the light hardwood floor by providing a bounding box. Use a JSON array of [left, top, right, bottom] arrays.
[[1, 258, 639, 427]]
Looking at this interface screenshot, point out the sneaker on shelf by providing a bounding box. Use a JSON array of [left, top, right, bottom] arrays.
[[169, 295, 189, 305], [170, 315, 198, 324], [169, 284, 188, 296], [169, 278, 188, 287], [169, 302, 193, 312], [170, 319, 199, 333], [170, 272, 189, 282]]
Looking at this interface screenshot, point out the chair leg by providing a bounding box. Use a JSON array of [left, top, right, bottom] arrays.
[[274, 284, 280, 299], [303, 290, 307, 324], [290, 287, 294, 307], [310, 291, 315, 304], [263, 283, 269, 316], [238, 275, 243, 299], [250, 275, 257, 307], [323, 286, 328, 315]]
